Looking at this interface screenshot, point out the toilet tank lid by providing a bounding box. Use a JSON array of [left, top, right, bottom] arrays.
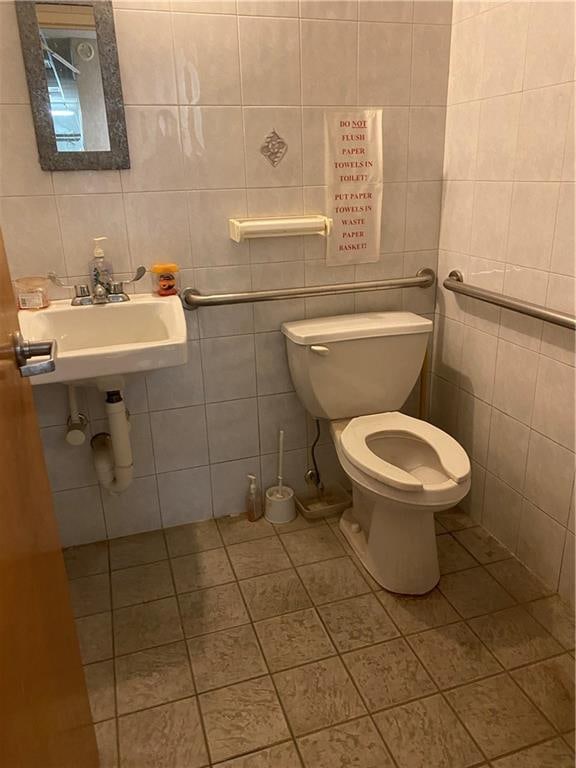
[[281, 312, 433, 345]]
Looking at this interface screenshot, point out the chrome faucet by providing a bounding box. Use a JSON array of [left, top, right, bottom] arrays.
[[48, 266, 146, 306], [92, 283, 109, 304]]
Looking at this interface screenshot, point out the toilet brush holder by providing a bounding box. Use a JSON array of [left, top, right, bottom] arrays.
[[265, 485, 296, 525]]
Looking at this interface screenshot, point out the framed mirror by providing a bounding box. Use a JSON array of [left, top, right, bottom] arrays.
[[16, 0, 129, 171]]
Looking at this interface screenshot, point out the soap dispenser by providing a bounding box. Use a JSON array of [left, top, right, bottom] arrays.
[[89, 237, 113, 293]]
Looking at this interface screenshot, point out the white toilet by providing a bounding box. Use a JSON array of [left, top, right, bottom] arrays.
[[281, 311, 471, 595]]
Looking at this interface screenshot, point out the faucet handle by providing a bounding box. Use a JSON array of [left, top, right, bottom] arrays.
[[74, 284, 90, 299], [48, 271, 70, 288], [49, 273, 90, 298], [108, 266, 146, 302], [125, 265, 146, 284]]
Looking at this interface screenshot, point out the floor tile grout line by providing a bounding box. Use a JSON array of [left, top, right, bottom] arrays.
[[163, 518, 309, 763], [215, 527, 401, 766], [98, 544, 371, 617], [371, 686, 488, 768], [77, 562, 574, 655], [436, 583, 576, 641], [160, 524, 214, 768], [474, 732, 576, 764], [403, 623, 505, 691], [73, 518, 574, 764], [441, 680, 509, 765], [525, 601, 576, 652], [224, 563, 312, 768], [463, 612, 568, 668], [447, 662, 569, 759], [274, 538, 414, 766], [222, 524, 574, 762], [104, 542, 121, 766], [505, 660, 573, 738], [89, 601, 571, 755], [75, 574, 574, 658], [495, 647, 575, 677], [400, 589, 575, 744], [307, 607, 405, 768], [435, 690, 490, 767]]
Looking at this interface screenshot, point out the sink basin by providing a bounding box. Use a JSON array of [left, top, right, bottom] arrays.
[[18, 295, 187, 385]]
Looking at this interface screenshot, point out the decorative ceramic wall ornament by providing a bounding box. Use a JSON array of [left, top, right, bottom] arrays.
[[260, 129, 288, 167]]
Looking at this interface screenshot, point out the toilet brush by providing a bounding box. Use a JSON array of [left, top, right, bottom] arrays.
[[265, 429, 296, 524], [277, 428, 284, 497]]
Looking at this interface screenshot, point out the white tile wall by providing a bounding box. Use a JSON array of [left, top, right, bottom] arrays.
[[432, 0, 575, 599], [12, 0, 450, 544]]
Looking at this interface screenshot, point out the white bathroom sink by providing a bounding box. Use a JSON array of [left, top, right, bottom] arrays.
[[18, 295, 187, 385]]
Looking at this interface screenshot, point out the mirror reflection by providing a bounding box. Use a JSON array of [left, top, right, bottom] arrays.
[[35, 2, 110, 152]]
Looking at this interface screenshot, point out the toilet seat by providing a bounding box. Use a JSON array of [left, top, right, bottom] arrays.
[[340, 412, 470, 492]]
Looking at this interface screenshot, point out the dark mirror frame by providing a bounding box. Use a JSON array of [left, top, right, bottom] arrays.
[[15, 0, 130, 171]]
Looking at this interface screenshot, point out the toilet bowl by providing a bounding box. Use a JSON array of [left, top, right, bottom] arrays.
[[281, 311, 471, 595], [332, 413, 470, 594]]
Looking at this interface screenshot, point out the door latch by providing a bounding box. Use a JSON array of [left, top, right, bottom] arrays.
[[13, 332, 57, 377]]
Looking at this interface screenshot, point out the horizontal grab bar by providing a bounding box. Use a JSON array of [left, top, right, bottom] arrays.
[[182, 268, 436, 310], [444, 270, 576, 331]]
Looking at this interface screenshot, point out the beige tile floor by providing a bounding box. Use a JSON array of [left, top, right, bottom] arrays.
[[64, 509, 576, 768]]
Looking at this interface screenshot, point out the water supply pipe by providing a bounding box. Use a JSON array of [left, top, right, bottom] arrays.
[[91, 390, 133, 494], [66, 384, 88, 446]]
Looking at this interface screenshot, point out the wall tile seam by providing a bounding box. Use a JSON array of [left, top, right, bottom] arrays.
[[354, 7, 360, 107], [557, 528, 575, 597], [522, 451, 576, 527], [435, 311, 539, 346], [448, 5, 568, 114], [482, 467, 571, 587], [446, 77, 576, 110], [0, 178, 452, 195], [430, 370, 575, 452], [0, 181, 450, 200], [48, 439, 326, 480], [294, 14, 305, 167], [0, 98, 455, 109], [469, 438, 575, 525], [0, 218, 443, 286], [450, 1, 510, 28], [486, 414, 531, 494], [54, 481, 104, 496], [108, 100, 453, 108], [507, 183, 561, 272], [516, 0, 538, 98], [489, 397, 537, 439], [172, 387, 300, 406], [483, 466, 573, 536], [434, 303, 575, 363], [435, 246, 576, 278], [108, 7, 453, 26], [104, 11, 451, 109], [441, 180, 564, 193], [0, 176, 453, 203]]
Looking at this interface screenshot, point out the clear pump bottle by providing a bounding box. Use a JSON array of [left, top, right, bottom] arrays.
[[245, 474, 262, 521], [89, 236, 113, 293]]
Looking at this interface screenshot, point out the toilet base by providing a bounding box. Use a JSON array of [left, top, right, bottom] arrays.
[[339, 494, 440, 595]]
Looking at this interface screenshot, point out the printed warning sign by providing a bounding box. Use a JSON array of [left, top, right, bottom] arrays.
[[324, 110, 383, 265]]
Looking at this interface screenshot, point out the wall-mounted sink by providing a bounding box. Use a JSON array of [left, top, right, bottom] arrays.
[[18, 295, 187, 385]]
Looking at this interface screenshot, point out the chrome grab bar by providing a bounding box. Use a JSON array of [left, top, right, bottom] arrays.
[[182, 268, 436, 310], [444, 270, 576, 331]]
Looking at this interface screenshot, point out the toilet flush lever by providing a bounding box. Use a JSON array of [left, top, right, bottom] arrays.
[[310, 345, 330, 356]]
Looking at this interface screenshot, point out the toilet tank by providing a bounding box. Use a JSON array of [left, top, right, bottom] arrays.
[[281, 312, 433, 420]]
